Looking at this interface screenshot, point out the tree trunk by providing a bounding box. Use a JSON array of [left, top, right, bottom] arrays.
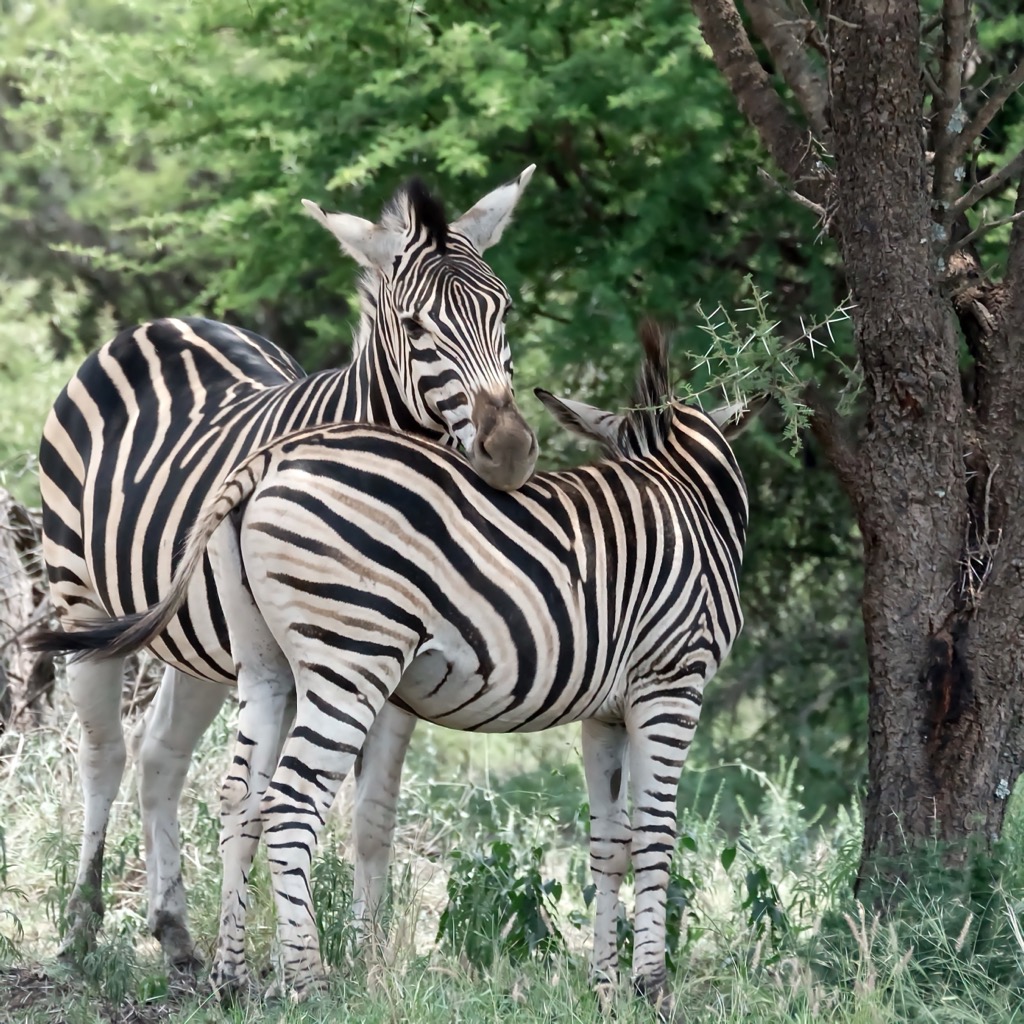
[[692, 0, 1024, 888], [828, 0, 1024, 885]]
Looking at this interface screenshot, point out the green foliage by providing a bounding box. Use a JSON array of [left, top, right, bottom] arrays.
[[0, 280, 93, 503], [2, 0, 838, 372], [438, 840, 566, 970], [311, 849, 356, 969], [740, 862, 789, 953], [40, 829, 76, 939]]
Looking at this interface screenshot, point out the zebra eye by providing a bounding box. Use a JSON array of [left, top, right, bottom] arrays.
[[402, 317, 427, 340], [502, 304, 513, 323]]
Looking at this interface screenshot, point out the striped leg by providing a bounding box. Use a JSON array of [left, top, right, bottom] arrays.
[[135, 666, 228, 971], [627, 683, 705, 1021], [581, 718, 630, 1004], [351, 702, 416, 950], [204, 520, 295, 999], [261, 659, 396, 1000], [62, 654, 127, 957], [210, 669, 294, 999]]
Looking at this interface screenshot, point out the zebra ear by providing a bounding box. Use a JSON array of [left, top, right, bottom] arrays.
[[535, 388, 622, 452], [301, 199, 401, 271], [706, 395, 767, 439], [452, 164, 536, 253]]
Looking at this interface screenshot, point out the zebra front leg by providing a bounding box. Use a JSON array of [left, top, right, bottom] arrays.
[[261, 660, 393, 1001], [627, 684, 705, 1023], [351, 702, 416, 952], [209, 669, 294, 1001], [135, 666, 228, 972], [61, 655, 128, 959], [581, 718, 630, 1009]]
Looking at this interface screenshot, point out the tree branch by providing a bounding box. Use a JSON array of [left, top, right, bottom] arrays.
[[757, 166, 827, 219], [1003, 177, 1024, 344], [742, 0, 832, 142], [954, 62, 1024, 163], [691, 0, 830, 204], [951, 147, 1024, 217], [931, 0, 968, 214], [946, 209, 1024, 256]]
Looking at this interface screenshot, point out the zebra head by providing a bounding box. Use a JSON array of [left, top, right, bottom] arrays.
[[302, 167, 539, 491]]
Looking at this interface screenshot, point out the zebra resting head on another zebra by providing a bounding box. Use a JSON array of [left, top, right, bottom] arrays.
[[32, 321, 750, 1020], [301, 170, 539, 491], [34, 166, 538, 972]]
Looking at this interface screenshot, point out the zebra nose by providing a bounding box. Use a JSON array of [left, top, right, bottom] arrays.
[[469, 390, 538, 491]]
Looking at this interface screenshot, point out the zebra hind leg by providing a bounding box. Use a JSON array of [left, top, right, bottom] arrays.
[[135, 666, 228, 974], [351, 702, 417, 955], [626, 682, 706, 1023], [60, 655, 128, 959], [581, 718, 630, 1012], [202, 517, 297, 1001]]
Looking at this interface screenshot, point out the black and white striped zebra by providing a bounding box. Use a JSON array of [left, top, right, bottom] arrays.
[[37, 166, 538, 968], [35, 322, 749, 1015]]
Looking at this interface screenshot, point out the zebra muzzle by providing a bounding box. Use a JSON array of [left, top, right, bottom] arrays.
[[469, 389, 538, 491]]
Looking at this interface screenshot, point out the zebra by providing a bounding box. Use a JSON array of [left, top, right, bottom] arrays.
[[36, 165, 538, 970], [34, 321, 749, 1015]]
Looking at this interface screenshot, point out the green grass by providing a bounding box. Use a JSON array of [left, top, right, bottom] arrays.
[[2, 689, 1024, 1024]]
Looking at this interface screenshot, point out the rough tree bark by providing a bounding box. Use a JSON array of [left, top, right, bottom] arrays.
[[0, 489, 54, 730], [692, 0, 1024, 887]]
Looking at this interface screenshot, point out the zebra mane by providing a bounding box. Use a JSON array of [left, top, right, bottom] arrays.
[[385, 177, 449, 252], [621, 319, 672, 456], [347, 179, 451, 356]]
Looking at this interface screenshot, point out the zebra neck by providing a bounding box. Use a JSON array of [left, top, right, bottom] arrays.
[[341, 333, 438, 438]]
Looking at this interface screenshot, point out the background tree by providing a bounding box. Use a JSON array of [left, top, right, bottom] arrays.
[[691, 0, 1024, 887]]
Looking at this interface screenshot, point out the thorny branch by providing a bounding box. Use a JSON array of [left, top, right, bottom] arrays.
[[756, 167, 827, 222], [951, 147, 1024, 216], [953, 62, 1024, 163], [743, 0, 831, 142], [690, 0, 830, 205], [947, 208, 1024, 256], [931, 0, 968, 216]]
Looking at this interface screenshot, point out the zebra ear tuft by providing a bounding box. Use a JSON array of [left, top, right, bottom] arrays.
[[302, 199, 400, 271], [452, 164, 536, 253], [535, 388, 623, 453]]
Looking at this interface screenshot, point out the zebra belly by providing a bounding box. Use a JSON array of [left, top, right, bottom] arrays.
[[393, 635, 613, 734]]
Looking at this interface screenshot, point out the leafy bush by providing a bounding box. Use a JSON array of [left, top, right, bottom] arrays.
[[312, 848, 356, 969], [438, 840, 566, 970]]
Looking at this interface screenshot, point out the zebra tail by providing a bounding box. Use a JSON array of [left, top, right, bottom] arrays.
[[27, 452, 270, 662]]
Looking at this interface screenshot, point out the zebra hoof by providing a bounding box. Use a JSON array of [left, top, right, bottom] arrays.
[[593, 979, 617, 1016], [209, 961, 250, 1004], [265, 969, 329, 1004], [152, 911, 200, 973], [57, 896, 104, 962], [634, 973, 677, 1023]]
